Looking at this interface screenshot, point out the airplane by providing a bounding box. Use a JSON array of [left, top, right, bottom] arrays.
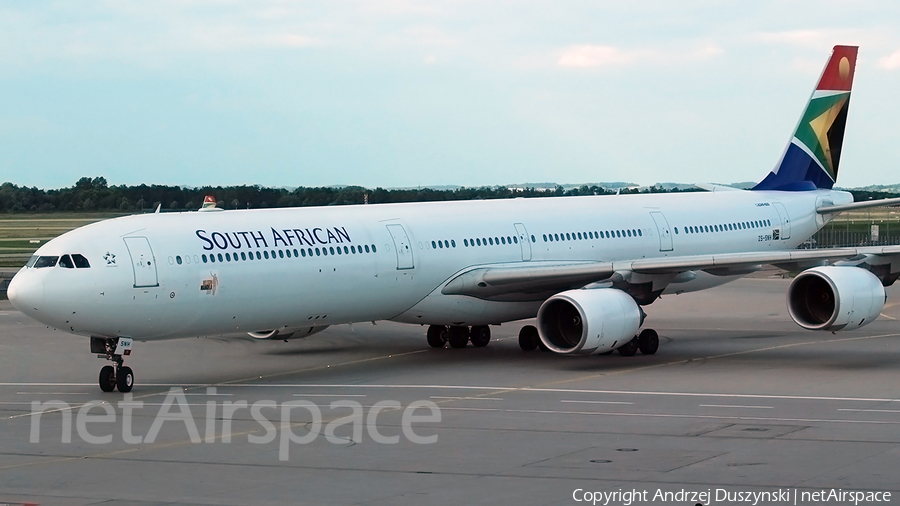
[[8, 45, 900, 393]]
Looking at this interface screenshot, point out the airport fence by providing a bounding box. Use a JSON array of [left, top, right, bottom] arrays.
[[803, 220, 900, 249]]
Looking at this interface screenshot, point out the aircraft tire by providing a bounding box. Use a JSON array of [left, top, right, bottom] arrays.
[[638, 329, 659, 355], [427, 325, 447, 348], [448, 326, 469, 348], [99, 365, 116, 392], [470, 326, 491, 347], [116, 366, 134, 393], [617, 337, 638, 357], [518, 325, 539, 351]]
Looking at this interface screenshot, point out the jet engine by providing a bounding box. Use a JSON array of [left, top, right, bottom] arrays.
[[788, 266, 886, 331], [248, 325, 330, 340], [536, 288, 641, 355]]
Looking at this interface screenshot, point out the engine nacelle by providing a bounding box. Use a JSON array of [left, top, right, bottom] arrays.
[[788, 266, 886, 331], [248, 325, 330, 340], [537, 288, 641, 355]]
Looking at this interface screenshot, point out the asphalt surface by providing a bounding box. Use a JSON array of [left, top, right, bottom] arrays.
[[1, 278, 899, 505]]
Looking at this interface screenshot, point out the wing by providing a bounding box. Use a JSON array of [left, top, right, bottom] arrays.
[[441, 246, 900, 301]]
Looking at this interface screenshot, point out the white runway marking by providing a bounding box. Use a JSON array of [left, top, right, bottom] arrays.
[[437, 407, 900, 425], [561, 400, 633, 405], [838, 408, 900, 413], [4, 382, 900, 404], [293, 393, 367, 397], [699, 404, 773, 409], [430, 396, 503, 401], [16, 392, 89, 395]]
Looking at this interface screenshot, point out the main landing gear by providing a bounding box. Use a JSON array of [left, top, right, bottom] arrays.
[[91, 337, 135, 393], [426, 325, 491, 349], [616, 328, 659, 356]]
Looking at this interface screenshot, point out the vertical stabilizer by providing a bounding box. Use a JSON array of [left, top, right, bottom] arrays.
[[753, 45, 858, 191]]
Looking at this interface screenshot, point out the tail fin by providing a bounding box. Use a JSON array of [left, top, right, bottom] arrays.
[[753, 45, 858, 191]]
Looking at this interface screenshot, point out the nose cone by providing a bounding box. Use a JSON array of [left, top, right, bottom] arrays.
[[8, 271, 44, 314]]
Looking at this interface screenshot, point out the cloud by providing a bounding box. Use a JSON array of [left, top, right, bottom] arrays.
[[752, 30, 827, 47], [424, 54, 436, 64], [879, 49, 900, 69], [557, 45, 633, 68], [556, 42, 722, 69]]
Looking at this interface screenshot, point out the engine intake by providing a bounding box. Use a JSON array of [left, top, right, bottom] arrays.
[[537, 288, 641, 355], [788, 266, 885, 331]]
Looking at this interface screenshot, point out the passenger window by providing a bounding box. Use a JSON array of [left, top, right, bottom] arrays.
[[451, 240, 456, 247], [210, 255, 216, 263], [444, 240, 449, 249], [286, 250, 292, 258], [489, 238, 493, 245], [264, 251, 270, 259], [432, 241, 437, 249], [372, 245, 377, 253], [438, 241, 443, 249], [279, 250, 285, 258], [351, 245, 356, 253], [256, 251, 262, 260], [176, 255, 183, 264], [72, 254, 91, 268], [301, 249, 307, 257], [364, 245, 370, 253], [494, 237, 499, 245], [202, 254, 208, 263], [218, 253, 224, 262], [59, 255, 75, 268], [226, 253, 232, 261], [464, 239, 469, 247], [506, 236, 512, 244], [315, 248, 321, 256]]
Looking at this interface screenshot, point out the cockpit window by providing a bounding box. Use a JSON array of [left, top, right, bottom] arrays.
[[26, 255, 38, 268], [33, 256, 59, 268], [59, 255, 75, 268], [72, 254, 90, 268]]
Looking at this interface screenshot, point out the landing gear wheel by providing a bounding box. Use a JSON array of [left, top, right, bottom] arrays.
[[617, 337, 638, 357], [447, 326, 469, 348], [518, 325, 539, 351], [470, 326, 491, 347], [638, 329, 659, 355], [116, 366, 134, 393], [427, 325, 448, 348], [99, 365, 116, 392]]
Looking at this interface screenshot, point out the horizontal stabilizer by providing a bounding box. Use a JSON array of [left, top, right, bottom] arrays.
[[817, 196, 900, 214]]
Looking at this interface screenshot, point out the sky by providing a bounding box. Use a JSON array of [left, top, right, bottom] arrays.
[[1, 1, 899, 190]]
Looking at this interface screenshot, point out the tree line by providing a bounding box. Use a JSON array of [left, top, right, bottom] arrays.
[[3, 177, 895, 213], [0, 177, 708, 213]]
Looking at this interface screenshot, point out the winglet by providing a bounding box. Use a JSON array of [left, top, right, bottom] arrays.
[[753, 45, 858, 192]]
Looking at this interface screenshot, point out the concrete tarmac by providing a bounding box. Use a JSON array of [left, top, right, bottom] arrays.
[[1, 278, 899, 505]]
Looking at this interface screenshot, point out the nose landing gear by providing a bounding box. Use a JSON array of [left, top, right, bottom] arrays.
[[91, 337, 135, 393]]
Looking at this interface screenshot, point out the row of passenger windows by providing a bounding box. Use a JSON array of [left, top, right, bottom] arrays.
[[26, 254, 91, 269], [678, 219, 771, 235], [544, 229, 640, 242], [183, 244, 378, 265], [463, 236, 523, 247]]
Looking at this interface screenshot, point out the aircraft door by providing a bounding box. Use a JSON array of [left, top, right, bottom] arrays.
[[514, 223, 532, 261], [386, 224, 415, 270], [772, 202, 791, 239], [649, 212, 673, 252], [123, 237, 159, 288]]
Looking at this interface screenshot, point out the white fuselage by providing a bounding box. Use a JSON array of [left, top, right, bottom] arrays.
[[8, 189, 849, 340]]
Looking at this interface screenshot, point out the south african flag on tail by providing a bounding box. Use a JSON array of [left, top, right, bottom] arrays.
[[754, 45, 857, 191]]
